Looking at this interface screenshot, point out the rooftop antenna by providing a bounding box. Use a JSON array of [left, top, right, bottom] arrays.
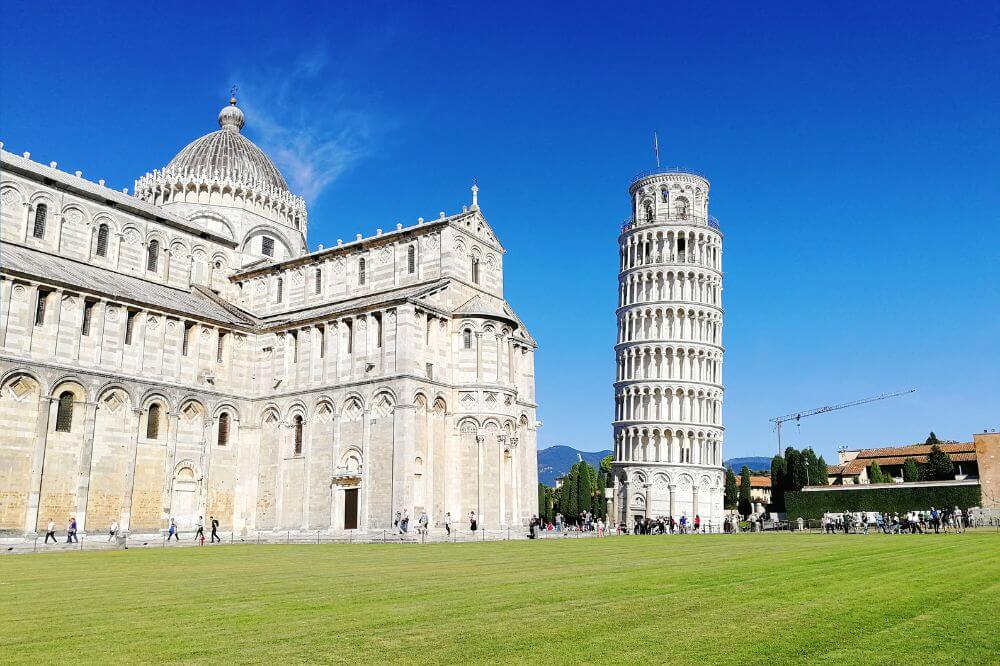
[[653, 132, 661, 168]]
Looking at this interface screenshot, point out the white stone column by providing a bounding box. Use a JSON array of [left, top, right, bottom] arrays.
[[23, 394, 54, 533]]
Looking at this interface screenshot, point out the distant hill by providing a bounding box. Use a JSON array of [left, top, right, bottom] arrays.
[[725, 457, 773, 473], [538, 446, 612, 486]]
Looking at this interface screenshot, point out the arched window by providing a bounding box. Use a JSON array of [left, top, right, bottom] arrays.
[[471, 257, 480, 284], [661, 188, 669, 203], [314, 267, 322, 294], [147, 240, 159, 272], [276, 277, 284, 303], [407, 245, 416, 274], [146, 403, 161, 440], [261, 236, 275, 257], [359, 258, 366, 285], [644, 201, 653, 223], [32, 203, 47, 238], [293, 415, 304, 455], [676, 198, 689, 219], [96, 224, 110, 257], [55, 391, 74, 432], [463, 328, 472, 349], [218, 412, 230, 447]]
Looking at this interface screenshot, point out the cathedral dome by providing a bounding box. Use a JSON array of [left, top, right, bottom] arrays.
[[164, 97, 289, 192]]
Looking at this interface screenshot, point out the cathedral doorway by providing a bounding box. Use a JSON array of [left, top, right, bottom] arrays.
[[171, 466, 198, 530], [343, 488, 359, 530]]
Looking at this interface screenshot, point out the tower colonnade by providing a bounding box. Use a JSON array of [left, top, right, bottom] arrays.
[[611, 169, 726, 528]]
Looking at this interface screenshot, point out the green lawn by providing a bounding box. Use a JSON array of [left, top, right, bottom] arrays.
[[2, 532, 998, 664]]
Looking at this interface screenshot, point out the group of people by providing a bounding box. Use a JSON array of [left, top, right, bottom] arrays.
[[43, 517, 78, 544], [391, 510, 481, 538], [822, 507, 969, 534], [630, 514, 709, 535]]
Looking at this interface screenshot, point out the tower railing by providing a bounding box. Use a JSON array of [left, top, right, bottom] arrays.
[[621, 214, 721, 233], [630, 167, 708, 186]]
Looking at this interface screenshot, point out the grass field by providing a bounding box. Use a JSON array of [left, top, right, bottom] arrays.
[[2, 532, 998, 664]]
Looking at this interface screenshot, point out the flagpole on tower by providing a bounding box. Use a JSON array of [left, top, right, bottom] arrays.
[[653, 132, 661, 168]]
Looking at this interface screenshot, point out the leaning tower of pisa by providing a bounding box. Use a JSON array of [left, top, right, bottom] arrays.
[[611, 168, 725, 530]]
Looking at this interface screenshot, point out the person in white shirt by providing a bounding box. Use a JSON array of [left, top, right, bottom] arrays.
[[44, 519, 58, 544], [108, 520, 119, 542]]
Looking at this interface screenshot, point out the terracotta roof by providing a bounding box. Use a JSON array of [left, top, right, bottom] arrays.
[[748, 476, 771, 488], [842, 451, 977, 475], [855, 442, 973, 458]]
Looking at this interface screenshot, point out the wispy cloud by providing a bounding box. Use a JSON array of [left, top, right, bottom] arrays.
[[231, 50, 376, 202]]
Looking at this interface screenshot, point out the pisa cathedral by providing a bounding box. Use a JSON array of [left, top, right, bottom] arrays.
[[611, 169, 725, 528], [0, 97, 538, 536]]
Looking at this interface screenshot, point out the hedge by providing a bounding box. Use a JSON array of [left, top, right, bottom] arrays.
[[784, 484, 982, 520]]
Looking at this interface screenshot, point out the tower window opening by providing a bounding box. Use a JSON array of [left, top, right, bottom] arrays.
[[262, 236, 275, 257], [644, 201, 653, 223], [359, 258, 366, 285], [317, 325, 325, 358], [346, 319, 354, 354], [661, 189, 669, 203], [463, 329, 472, 349], [290, 330, 298, 363], [32, 204, 47, 238], [314, 267, 322, 294], [375, 312, 383, 348], [471, 257, 480, 284], [217, 331, 226, 364], [407, 245, 416, 274], [276, 277, 283, 303]]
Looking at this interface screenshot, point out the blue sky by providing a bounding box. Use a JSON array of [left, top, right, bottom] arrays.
[[2, 3, 998, 459]]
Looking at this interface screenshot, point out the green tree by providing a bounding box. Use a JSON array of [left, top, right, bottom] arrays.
[[803, 448, 821, 485], [815, 455, 829, 486], [785, 447, 807, 491], [925, 432, 941, 446], [770, 454, 787, 512], [869, 461, 886, 484], [738, 465, 753, 517], [600, 454, 613, 476], [724, 467, 739, 510], [902, 458, 921, 482], [926, 444, 954, 481]]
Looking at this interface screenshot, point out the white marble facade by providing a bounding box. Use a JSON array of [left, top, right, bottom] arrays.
[[0, 98, 538, 535], [611, 170, 725, 528]]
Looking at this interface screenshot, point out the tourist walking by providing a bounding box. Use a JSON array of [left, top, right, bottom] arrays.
[[44, 519, 58, 544], [210, 516, 221, 542], [66, 516, 78, 543], [469, 511, 478, 532], [400, 509, 410, 534], [444, 512, 452, 536], [195, 516, 205, 542], [694, 515, 701, 533], [418, 510, 429, 536], [167, 518, 179, 541], [108, 520, 119, 542]]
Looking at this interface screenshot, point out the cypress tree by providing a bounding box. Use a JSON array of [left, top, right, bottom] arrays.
[[724, 467, 738, 510], [869, 461, 885, 483], [784, 447, 807, 491], [815, 455, 829, 486], [802, 448, 821, 485], [770, 454, 787, 512], [738, 465, 753, 518], [925, 432, 941, 446], [562, 464, 579, 520], [902, 458, 921, 482]]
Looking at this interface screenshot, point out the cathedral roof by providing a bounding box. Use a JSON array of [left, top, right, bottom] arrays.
[[163, 97, 289, 192], [1, 242, 255, 327]]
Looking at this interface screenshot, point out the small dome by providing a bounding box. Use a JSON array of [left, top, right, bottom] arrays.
[[164, 96, 289, 192]]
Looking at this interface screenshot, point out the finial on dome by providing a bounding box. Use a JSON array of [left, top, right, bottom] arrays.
[[219, 86, 245, 132], [471, 178, 479, 209]]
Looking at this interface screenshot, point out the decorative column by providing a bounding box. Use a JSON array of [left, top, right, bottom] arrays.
[[24, 394, 54, 533], [75, 400, 100, 531], [476, 434, 485, 527], [643, 482, 652, 519], [668, 484, 676, 520], [119, 408, 144, 531]]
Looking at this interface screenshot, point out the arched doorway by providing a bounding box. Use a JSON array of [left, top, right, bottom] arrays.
[[170, 465, 198, 530]]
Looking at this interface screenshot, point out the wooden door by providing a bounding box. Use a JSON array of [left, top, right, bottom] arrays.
[[344, 488, 358, 530]]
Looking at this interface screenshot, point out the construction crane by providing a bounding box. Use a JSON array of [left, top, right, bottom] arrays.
[[770, 389, 915, 453]]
